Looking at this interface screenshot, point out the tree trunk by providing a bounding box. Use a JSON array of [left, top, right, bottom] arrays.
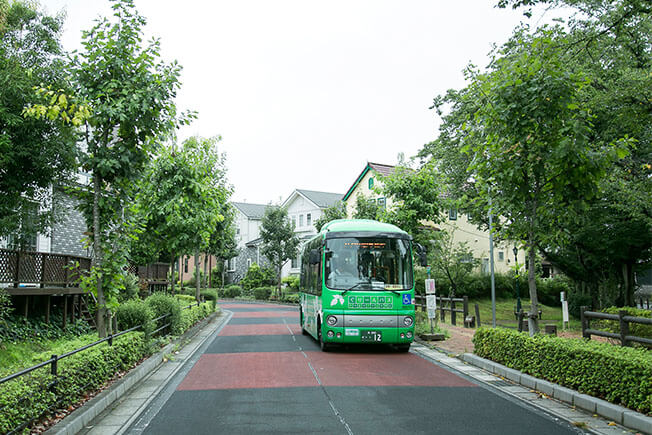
[[527, 235, 540, 335], [93, 175, 106, 338], [195, 245, 201, 301], [203, 255, 208, 290], [170, 255, 176, 295], [623, 263, 635, 307], [277, 263, 282, 298]]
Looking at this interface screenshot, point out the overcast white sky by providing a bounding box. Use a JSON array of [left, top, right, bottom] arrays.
[[41, 0, 563, 205]]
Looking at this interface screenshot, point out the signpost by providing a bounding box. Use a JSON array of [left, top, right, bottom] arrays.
[[560, 291, 569, 329], [425, 278, 436, 332]]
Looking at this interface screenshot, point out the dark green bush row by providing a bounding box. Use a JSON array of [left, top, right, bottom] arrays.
[[0, 315, 93, 344], [223, 285, 242, 298], [115, 299, 154, 339], [473, 328, 652, 414], [0, 332, 147, 434], [414, 270, 571, 308], [179, 302, 214, 332], [253, 286, 272, 300]]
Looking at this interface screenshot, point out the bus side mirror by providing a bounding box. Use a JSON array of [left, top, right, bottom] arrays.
[[309, 249, 320, 264], [415, 243, 428, 267]]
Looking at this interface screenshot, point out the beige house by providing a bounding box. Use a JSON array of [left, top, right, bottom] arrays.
[[342, 162, 524, 274]]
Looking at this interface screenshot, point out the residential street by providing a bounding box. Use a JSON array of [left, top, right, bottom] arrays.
[[122, 301, 585, 435]]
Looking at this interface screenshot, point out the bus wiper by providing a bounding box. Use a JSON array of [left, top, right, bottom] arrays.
[[341, 281, 368, 296]]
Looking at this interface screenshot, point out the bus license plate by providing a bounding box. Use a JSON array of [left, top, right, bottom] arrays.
[[361, 331, 382, 342]]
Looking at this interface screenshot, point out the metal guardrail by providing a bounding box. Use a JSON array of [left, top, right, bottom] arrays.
[[0, 301, 203, 434], [580, 306, 652, 347]]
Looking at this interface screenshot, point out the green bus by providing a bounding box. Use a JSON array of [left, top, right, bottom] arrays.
[[299, 219, 419, 352]]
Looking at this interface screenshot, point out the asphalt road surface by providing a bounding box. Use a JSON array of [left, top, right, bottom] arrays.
[[127, 301, 584, 435]]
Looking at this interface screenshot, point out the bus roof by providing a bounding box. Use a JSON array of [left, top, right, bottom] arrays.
[[320, 219, 410, 239]]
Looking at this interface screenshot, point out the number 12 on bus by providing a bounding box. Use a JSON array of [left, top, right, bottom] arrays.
[[299, 219, 422, 352]]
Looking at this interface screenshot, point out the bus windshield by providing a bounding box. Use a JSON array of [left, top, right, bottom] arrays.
[[324, 237, 412, 291]]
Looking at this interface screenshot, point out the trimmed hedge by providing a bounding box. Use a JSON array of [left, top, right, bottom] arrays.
[[223, 285, 242, 298], [179, 302, 214, 332], [253, 286, 272, 300], [595, 307, 652, 341], [200, 289, 218, 309], [0, 332, 147, 434], [473, 328, 652, 414]]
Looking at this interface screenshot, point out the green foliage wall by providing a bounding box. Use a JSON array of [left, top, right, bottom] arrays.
[[473, 328, 652, 414]]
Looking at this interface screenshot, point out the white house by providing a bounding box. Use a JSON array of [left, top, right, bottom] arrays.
[[280, 189, 343, 278]]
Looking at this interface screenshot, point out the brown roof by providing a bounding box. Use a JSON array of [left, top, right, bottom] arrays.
[[342, 162, 396, 201]]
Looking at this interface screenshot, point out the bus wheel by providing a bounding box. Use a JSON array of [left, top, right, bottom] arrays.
[[396, 344, 410, 353], [300, 308, 308, 335], [318, 322, 330, 352]]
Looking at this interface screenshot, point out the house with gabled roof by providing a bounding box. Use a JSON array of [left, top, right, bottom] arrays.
[[343, 162, 524, 274], [226, 201, 273, 283], [280, 189, 344, 278]]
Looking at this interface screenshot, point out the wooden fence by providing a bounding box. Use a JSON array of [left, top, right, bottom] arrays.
[[580, 306, 652, 347], [415, 295, 474, 327], [0, 249, 91, 294]]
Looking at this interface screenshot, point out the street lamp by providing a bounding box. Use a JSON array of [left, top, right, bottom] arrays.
[[513, 247, 522, 314]]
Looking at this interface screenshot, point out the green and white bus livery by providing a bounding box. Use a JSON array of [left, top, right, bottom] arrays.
[[299, 219, 417, 352]]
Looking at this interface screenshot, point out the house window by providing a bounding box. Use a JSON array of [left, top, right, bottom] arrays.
[[227, 257, 236, 271], [449, 208, 458, 220], [247, 258, 252, 269], [184, 257, 188, 273], [498, 251, 504, 261], [291, 255, 299, 269], [306, 213, 311, 227], [236, 226, 240, 235], [291, 216, 296, 228], [377, 197, 386, 209], [369, 177, 374, 189], [299, 214, 304, 227]]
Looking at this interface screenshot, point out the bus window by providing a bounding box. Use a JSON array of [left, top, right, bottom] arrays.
[[325, 237, 412, 291]]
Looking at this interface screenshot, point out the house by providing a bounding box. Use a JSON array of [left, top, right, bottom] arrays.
[[280, 189, 344, 278], [225, 201, 273, 283], [342, 162, 523, 274]]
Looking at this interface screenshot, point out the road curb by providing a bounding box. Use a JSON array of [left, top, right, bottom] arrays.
[[460, 353, 652, 435], [46, 311, 225, 435]]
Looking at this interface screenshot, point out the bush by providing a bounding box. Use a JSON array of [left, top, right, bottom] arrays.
[[200, 289, 218, 308], [253, 286, 272, 300], [146, 293, 182, 334], [223, 285, 242, 298], [240, 264, 276, 290], [0, 315, 92, 344], [473, 328, 652, 414], [281, 293, 300, 304], [0, 332, 147, 434], [568, 288, 593, 318], [281, 275, 300, 290], [176, 294, 196, 304], [178, 302, 214, 333], [535, 276, 570, 307], [119, 273, 140, 302], [115, 299, 154, 339], [0, 287, 13, 324]]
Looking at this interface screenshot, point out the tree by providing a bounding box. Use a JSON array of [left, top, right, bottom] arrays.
[[71, 0, 187, 336], [379, 160, 445, 245], [429, 230, 480, 298], [458, 28, 625, 333], [314, 202, 346, 232], [136, 136, 231, 300], [496, 0, 652, 307], [206, 202, 239, 288], [260, 206, 299, 295], [352, 194, 381, 220], [0, 1, 78, 243]]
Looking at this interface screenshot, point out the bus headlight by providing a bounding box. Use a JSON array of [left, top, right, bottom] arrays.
[[327, 315, 338, 326], [403, 316, 414, 327]]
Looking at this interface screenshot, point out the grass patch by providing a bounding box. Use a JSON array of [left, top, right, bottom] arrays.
[[415, 311, 450, 338]]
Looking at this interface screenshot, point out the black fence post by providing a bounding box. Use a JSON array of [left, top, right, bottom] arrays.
[[108, 333, 113, 347], [439, 297, 445, 323], [517, 310, 524, 332], [475, 303, 481, 328], [51, 354, 58, 377], [618, 310, 629, 347], [581, 306, 590, 339], [451, 298, 456, 326], [463, 296, 468, 320]]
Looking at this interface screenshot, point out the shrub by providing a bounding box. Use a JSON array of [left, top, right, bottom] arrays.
[[240, 264, 276, 290], [0, 315, 92, 344], [281, 293, 300, 304], [0, 287, 13, 324], [146, 293, 182, 334], [0, 332, 147, 434], [178, 302, 214, 333], [119, 273, 140, 302], [568, 288, 593, 318], [473, 328, 652, 413], [253, 286, 272, 300], [223, 285, 242, 298], [115, 299, 154, 339], [281, 275, 300, 290], [200, 289, 218, 308]]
